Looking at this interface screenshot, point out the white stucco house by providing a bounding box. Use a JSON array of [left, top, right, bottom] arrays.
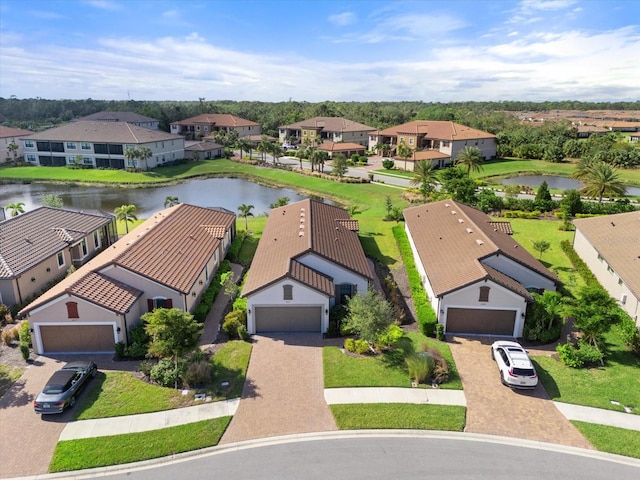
[[573, 211, 640, 327], [404, 199, 559, 337], [241, 199, 373, 334]]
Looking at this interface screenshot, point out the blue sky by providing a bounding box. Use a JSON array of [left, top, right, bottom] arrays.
[[0, 0, 638, 102]]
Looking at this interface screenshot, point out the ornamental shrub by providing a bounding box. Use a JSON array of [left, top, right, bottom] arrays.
[[20, 342, 30, 362], [556, 342, 583, 368], [344, 337, 356, 352], [382, 158, 395, 169], [376, 324, 404, 350], [405, 352, 434, 384], [615, 315, 640, 355], [183, 360, 213, 388], [150, 358, 183, 388], [354, 339, 370, 355], [435, 324, 445, 341]]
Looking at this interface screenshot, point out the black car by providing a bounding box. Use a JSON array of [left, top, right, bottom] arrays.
[[34, 361, 97, 414]]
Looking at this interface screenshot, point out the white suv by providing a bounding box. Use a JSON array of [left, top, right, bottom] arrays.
[[491, 341, 538, 389]]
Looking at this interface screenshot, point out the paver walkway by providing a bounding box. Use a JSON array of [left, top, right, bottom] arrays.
[[219, 334, 338, 444], [448, 336, 594, 449]]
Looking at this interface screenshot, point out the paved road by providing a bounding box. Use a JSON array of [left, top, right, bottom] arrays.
[[72, 433, 640, 480]]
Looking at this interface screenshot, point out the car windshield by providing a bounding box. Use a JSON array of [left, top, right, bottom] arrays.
[[512, 368, 535, 377], [43, 385, 65, 394]]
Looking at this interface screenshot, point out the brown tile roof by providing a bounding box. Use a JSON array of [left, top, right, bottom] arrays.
[[376, 120, 496, 141], [69, 272, 142, 314], [75, 111, 158, 124], [403, 199, 558, 297], [242, 199, 372, 297], [185, 142, 224, 152], [172, 114, 259, 127], [574, 212, 640, 299], [318, 141, 366, 152], [0, 207, 114, 279], [489, 221, 513, 235], [482, 263, 533, 301], [0, 126, 33, 138], [289, 260, 334, 296], [24, 122, 180, 144], [19, 204, 235, 315], [281, 117, 376, 133], [336, 219, 359, 232]]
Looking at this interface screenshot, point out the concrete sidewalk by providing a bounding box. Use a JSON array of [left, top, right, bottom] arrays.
[[554, 402, 640, 431], [59, 399, 240, 441], [324, 387, 467, 406]]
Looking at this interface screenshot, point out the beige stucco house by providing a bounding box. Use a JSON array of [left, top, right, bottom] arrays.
[[171, 114, 261, 140], [19, 204, 236, 354], [404, 199, 559, 337], [21, 122, 185, 169], [573, 212, 640, 327], [242, 199, 373, 334], [278, 117, 376, 147], [0, 207, 117, 310], [1, 125, 33, 164]]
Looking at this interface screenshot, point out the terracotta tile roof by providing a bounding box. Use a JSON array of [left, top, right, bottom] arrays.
[[0, 126, 33, 138], [242, 199, 372, 297], [0, 207, 114, 279], [289, 260, 334, 296], [375, 120, 496, 141], [403, 199, 558, 297], [112, 204, 235, 293], [336, 219, 359, 232], [24, 122, 180, 144], [481, 263, 533, 301], [574, 212, 640, 299], [69, 272, 142, 314], [280, 117, 376, 133], [318, 141, 366, 152], [75, 111, 158, 124], [19, 204, 235, 316], [489, 221, 513, 235], [171, 114, 259, 127]]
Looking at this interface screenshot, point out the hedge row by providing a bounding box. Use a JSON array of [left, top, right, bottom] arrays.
[[193, 260, 231, 322], [392, 225, 437, 336]]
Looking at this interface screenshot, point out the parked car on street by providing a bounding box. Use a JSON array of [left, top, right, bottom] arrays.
[[34, 361, 97, 414], [491, 341, 538, 389]]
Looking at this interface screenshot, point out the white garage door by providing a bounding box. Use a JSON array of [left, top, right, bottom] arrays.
[[39, 324, 115, 353], [255, 306, 322, 333]]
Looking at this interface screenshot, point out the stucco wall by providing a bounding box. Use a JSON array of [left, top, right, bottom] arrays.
[[450, 138, 497, 160], [296, 252, 369, 294], [482, 254, 557, 292]]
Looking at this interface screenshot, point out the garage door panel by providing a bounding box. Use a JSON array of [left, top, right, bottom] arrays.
[[446, 308, 515, 336], [40, 325, 115, 353], [255, 306, 321, 333]]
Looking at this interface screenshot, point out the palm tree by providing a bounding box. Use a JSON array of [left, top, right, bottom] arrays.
[[164, 196, 179, 208], [455, 146, 484, 177], [316, 150, 329, 173], [373, 142, 384, 157], [138, 146, 153, 171], [237, 138, 252, 160], [5, 201, 25, 217], [270, 143, 283, 166], [396, 141, 413, 171], [346, 204, 363, 216], [238, 203, 254, 231], [7, 141, 18, 164], [571, 156, 597, 180], [114, 204, 138, 234], [580, 162, 626, 202], [124, 147, 139, 169], [410, 160, 438, 198], [295, 148, 306, 169], [381, 143, 392, 158], [257, 136, 271, 163]]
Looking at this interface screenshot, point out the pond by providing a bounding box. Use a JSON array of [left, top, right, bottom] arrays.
[[500, 175, 640, 196], [0, 178, 310, 218]]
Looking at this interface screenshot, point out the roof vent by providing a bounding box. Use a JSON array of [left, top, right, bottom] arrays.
[[451, 210, 457, 215], [445, 203, 450, 208], [298, 231, 304, 237], [466, 228, 473, 234], [458, 219, 464, 223], [476, 239, 484, 245]]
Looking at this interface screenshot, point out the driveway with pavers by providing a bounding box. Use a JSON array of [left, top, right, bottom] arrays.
[[220, 333, 338, 444], [448, 336, 593, 449]]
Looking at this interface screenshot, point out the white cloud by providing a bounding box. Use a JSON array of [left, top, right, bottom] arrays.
[[328, 12, 356, 26], [84, 0, 122, 11]]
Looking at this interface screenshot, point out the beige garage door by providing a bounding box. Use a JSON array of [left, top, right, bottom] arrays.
[[40, 324, 115, 353], [255, 306, 322, 333], [446, 308, 516, 336]]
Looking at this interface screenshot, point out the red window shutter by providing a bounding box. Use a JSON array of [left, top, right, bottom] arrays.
[[166, 299, 173, 308], [147, 299, 154, 312], [66, 302, 79, 319]]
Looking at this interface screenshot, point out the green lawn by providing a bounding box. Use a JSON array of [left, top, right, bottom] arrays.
[[324, 332, 461, 390], [571, 422, 640, 459], [330, 404, 466, 431], [49, 417, 231, 472], [75, 341, 251, 420], [533, 332, 640, 414], [0, 363, 23, 398]]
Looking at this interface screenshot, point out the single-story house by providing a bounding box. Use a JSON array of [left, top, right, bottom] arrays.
[[19, 204, 236, 354], [185, 141, 225, 160], [393, 149, 452, 171], [0, 207, 117, 309], [318, 141, 366, 159], [573, 212, 640, 327], [242, 199, 373, 334], [404, 199, 559, 337]]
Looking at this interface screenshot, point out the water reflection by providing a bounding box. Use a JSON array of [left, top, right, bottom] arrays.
[[501, 175, 640, 196]]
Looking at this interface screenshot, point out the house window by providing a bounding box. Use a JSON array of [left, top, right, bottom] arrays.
[[81, 143, 91, 150], [66, 302, 79, 319], [147, 297, 173, 312], [81, 239, 88, 257], [283, 284, 293, 300], [618, 278, 624, 286], [83, 157, 92, 165], [66, 142, 77, 150], [409, 138, 414, 145], [337, 284, 356, 304], [57, 252, 65, 268], [597, 254, 603, 262], [93, 231, 100, 250], [607, 265, 614, 274], [24, 140, 35, 148], [479, 286, 490, 302], [26, 154, 36, 162], [302, 130, 307, 136], [310, 131, 315, 137]]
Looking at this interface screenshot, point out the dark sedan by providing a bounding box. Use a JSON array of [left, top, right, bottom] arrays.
[[34, 361, 97, 414]]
